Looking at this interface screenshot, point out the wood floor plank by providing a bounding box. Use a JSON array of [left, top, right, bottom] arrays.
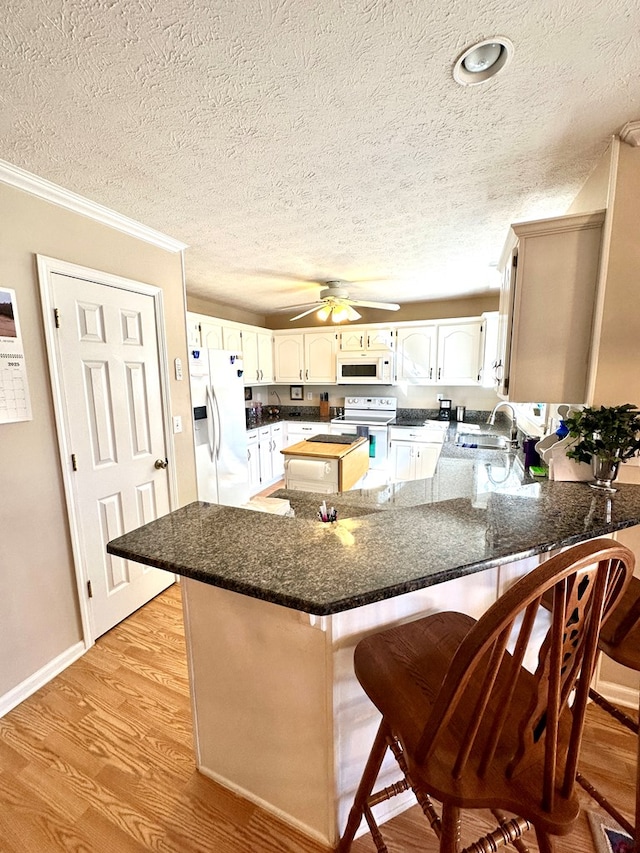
[[0, 583, 635, 853]]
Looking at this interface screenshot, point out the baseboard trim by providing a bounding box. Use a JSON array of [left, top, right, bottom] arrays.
[[0, 641, 86, 718], [197, 764, 335, 847], [598, 678, 639, 711]]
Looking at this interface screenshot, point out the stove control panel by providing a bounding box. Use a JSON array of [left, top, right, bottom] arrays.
[[344, 396, 397, 411]]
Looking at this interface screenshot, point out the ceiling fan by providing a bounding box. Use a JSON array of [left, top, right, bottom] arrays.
[[286, 280, 401, 323]]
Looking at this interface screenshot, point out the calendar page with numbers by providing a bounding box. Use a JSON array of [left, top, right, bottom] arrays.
[[0, 288, 32, 423]]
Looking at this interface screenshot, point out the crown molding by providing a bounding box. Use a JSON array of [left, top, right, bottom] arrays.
[[619, 120, 640, 147], [0, 159, 188, 253]]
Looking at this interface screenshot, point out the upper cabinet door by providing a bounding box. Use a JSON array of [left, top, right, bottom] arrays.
[[186, 313, 202, 347], [223, 326, 243, 353], [274, 334, 305, 382], [242, 330, 260, 384], [305, 331, 337, 383], [365, 328, 394, 351], [257, 331, 274, 383], [396, 326, 437, 382], [200, 319, 224, 349], [436, 321, 483, 385], [339, 328, 367, 351]]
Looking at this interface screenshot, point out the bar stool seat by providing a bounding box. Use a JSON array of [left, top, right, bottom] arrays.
[[337, 539, 635, 853]]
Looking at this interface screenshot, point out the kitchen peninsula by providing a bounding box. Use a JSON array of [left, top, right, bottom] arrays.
[[107, 457, 640, 846]]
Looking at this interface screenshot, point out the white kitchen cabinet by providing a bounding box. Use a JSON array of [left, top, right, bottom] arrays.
[[395, 320, 483, 385], [222, 325, 243, 353], [339, 327, 394, 352], [247, 423, 285, 495], [496, 209, 605, 403], [186, 312, 203, 347], [389, 425, 446, 481], [436, 320, 484, 385], [270, 421, 285, 480], [274, 332, 336, 383], [200, 319, 224, 349], [243, 330, 274, 385], [274, 334, 305, 382], [247, 428, 260, 493], [304, 331, 337, 382], [285, 421, 325, 444], [396, 326, 437, 382], [258, 425, 273, 483]]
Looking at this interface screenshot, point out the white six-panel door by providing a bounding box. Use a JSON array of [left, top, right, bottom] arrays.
[[48, 269, 174, 639]]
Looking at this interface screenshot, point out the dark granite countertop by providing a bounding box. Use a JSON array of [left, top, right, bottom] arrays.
[[107, 453, 640, 616]]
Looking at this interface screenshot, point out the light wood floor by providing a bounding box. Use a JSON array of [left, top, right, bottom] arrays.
[[0, 583, 636, 853]]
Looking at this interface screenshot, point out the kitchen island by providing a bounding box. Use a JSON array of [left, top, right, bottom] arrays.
[[107, 455, 640, 846], [281, 433, 370, 493]]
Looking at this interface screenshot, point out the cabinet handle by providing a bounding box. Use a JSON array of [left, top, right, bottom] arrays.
[[429, 367, 433, 380], [299, 369, 303, 380], [306, 369, 309, 380], [260, 369, 263, 380], [248, 449, 251, 460], [437, 367, 441, 380], [256, 370, 260, 381], [360, 335, 363, 348]]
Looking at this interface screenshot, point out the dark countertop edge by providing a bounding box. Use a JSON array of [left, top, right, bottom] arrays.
[[106, 515, 638, 616]]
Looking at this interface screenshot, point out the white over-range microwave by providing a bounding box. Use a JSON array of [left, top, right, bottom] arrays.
[[336, 353, 395, 385]]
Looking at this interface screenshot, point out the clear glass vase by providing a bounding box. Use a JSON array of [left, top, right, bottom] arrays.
[[590, 455, 620, 492]]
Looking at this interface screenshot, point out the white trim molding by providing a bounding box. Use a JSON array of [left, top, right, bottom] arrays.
[[0, 642, 86, 719], [0, 158, 188, 253], [619, 120, 640, 147]]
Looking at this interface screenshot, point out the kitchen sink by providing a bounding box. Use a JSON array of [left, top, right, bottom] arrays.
[[455, 433, 511, 450]]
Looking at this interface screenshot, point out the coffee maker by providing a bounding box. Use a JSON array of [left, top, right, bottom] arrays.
[[438, 398, 452, 421]]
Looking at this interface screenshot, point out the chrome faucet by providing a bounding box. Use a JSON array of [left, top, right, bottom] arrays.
[[487, 402, 519, 444]]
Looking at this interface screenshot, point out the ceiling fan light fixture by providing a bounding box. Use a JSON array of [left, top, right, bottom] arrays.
[[316, 304, 332, 321], [453, 37, 514, 86]]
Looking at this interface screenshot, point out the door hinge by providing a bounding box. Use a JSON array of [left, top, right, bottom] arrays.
[[54, 308, 60, 328], [87, 580, 93, 598], [71, 453, 78, 471]]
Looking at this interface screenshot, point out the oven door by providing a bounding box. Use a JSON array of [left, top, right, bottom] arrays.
[[336, 355, 394, 384]]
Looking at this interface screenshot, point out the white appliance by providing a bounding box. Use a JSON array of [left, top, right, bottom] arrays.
[[331, 396, 397, 469], [336, 353, 394, 385], [189, 348, 250, 506]]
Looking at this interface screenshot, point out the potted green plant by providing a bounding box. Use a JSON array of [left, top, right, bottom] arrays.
[[564, 403, 640, 491]]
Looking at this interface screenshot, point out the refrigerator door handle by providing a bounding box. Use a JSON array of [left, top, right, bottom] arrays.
[[205, 384, 216, 462], [210, 386, 222, 461]]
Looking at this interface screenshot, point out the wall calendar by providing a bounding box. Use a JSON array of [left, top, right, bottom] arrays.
[[0, 288, 32, 423]]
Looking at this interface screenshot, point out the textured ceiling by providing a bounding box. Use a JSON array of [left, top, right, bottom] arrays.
[[2, 0, 639, 316]]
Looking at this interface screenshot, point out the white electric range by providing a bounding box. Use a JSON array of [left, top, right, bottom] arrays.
[[330, 396, 397, 469]]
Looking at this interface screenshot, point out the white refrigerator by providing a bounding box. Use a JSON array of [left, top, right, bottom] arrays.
[[189, 348, 250, 506]]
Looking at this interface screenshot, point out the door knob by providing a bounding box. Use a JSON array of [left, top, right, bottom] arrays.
[[154, 458, 168, 469]]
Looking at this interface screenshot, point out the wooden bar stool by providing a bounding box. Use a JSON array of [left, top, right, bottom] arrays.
[[337, 539, 635, 853], [577, 574, 640, 850]]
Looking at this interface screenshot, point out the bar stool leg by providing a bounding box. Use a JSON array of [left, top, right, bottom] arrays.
[[337, 719, 390, 853]]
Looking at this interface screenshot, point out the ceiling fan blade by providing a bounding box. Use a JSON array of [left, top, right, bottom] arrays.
[[348, 300, 401, 311], [273, 301, 319, 313], [289, 305, 323, 321]]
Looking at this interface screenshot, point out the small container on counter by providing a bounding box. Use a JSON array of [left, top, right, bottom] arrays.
[[455, 405, 466, 421]]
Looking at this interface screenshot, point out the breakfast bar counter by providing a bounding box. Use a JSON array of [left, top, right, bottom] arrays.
[[107, 456, 640, 846]]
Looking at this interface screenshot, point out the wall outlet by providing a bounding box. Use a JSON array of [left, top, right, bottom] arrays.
[[436, 393, 443, 401], [306, 391, 313, 400], [173, 415, 183, 434], [174, 357, 183, 380]]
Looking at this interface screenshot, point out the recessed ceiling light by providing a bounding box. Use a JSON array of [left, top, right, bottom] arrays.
[[453, 37, 514, 86]]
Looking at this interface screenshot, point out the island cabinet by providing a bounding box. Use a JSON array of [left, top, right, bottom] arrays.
[[495, 209, 605, 403], [395, 318, 484, 385], [273, 330, 337, 383]]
